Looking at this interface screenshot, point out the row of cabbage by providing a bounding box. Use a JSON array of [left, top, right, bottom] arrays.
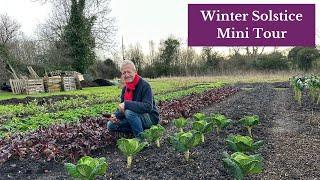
[[65, 113, 264, 180]]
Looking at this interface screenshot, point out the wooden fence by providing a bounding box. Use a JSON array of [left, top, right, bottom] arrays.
[[9, 79, 26, 94], [10, 79, 44, 94]]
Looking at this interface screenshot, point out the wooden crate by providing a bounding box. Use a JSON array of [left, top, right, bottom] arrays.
[[62, 76, 76, 91], [44, 76, 62, 92], [25, 79, 44, 94]]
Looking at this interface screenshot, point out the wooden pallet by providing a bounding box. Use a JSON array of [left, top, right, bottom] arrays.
[[62, 76, 77, 91], [25, 79, 44, 94], [10, 79, 44, 94], [9, 79, 26, 94], [44, 76, 62, 92]]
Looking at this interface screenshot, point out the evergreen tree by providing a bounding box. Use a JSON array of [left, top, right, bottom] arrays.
[[288, 47, 319, 71], [63, 0, 96, 73]]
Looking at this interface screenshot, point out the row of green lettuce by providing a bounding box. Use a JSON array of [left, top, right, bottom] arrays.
[[0, 82, 223, 121], [0, 82, 224, 138], [0, 79, 213, 101]]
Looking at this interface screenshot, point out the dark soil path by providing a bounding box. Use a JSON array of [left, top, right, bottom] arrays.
[[259, 87, 320, 179], [0, 83, 319, 180], [204, 83, 320, 179]]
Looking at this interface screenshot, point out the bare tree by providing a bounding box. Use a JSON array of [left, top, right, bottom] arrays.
[[9, 36, 48, 67], [179, 47, 197, 75], [229, 47, 241, 56], [125, 43, 144, 73], [0, 14, 22, 82], [0, 13, 21, 45], [34, 0, 116, 52], [146, 40, 158, 65], [317, 30, 320, 50], [228, 46, 264, 58], [245, 46, 265, 58]]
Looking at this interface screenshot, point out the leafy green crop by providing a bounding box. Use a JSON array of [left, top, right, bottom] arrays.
[[226, 135, 264, 153], [290, 75, 320, 105], [0, 102, 46, 121], [0, 102, 117, 138], [305, 75, 320, 104], [0, 80, 226, 138], [207, 113, 231, 135], [193, 112, 206, 121], [169, 130, 202, 161], [142, 124, 165, 147], [192, 120, 213, 143], [173, 117, 188, 132], [117, 138, 147, 168], [290, 75, 305, 105], [223, 152, 263, 180], [239, 115, 259, 137], [154, 82, 224, 101], [65, 156, 108, 180]]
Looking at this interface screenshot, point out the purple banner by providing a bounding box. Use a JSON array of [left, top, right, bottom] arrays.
[[188, 4, 315, 46]]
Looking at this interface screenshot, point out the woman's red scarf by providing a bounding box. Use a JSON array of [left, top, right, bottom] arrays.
[[124, 73, 140, 101]]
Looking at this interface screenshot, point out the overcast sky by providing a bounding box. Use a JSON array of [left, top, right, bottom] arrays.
[[0, 0, 319, 56]]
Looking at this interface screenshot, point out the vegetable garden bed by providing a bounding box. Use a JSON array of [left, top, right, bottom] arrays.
[[0, 82, 319, 179]]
